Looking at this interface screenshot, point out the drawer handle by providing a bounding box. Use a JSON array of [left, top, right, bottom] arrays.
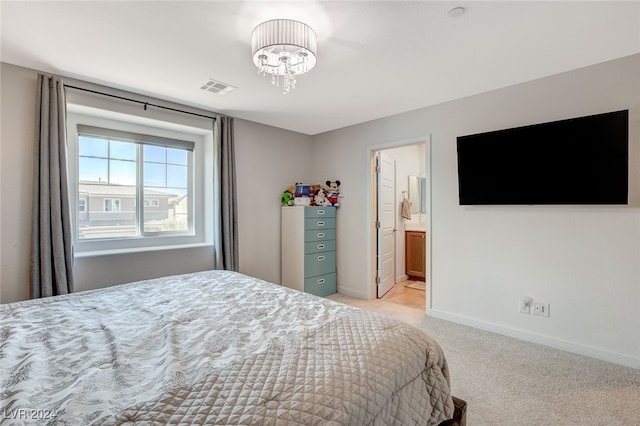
[[317, 221, 325, 227], [317, 255, 325, 261], [317, 244, 325, 249], [317, 278, 326, 284], [317, 209, 325, 215], [317, 232, 325, 238]]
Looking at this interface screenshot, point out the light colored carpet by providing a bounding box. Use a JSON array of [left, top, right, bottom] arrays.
[[327, 294, 640, 426]]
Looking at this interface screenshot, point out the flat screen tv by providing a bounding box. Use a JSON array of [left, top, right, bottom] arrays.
[[456, 110, 629, 205]]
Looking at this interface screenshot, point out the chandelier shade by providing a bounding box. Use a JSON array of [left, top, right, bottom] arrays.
[[251, 19, 317, 93]]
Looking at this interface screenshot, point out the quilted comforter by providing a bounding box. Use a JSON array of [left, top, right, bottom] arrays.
[[1, 270, 453, 425]]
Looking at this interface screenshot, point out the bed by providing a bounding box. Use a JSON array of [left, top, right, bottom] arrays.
[[1, 270, 462, 425]]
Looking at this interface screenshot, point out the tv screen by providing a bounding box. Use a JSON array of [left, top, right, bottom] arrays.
[[456, 110, 629, 205]]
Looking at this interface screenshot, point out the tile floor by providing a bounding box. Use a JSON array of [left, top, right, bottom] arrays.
[[380, 280, 425, 311]]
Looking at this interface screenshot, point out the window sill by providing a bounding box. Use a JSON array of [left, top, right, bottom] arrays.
[[74, 242, 212, 258]]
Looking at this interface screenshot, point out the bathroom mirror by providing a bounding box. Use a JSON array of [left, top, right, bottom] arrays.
[[408, 175, 427, 214]]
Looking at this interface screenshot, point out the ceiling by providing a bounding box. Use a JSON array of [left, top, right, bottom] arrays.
[[1, 1, 639, 135]]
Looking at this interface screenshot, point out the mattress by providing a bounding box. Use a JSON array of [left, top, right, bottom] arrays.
[[0, 270, 454, 425]]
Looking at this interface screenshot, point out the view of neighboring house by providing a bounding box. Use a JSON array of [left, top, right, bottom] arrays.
[[78, 182, 188, 238]]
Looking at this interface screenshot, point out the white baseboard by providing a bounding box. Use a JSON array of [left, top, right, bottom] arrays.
[[428, 309, 640, 370], [337, 286, 370, 300]]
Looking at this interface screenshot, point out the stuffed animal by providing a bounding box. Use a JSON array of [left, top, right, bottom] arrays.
[[281, 185, 295, 206], [314, 187, 327, 206], [325, 180, 342, 206], [309, 184, 322, 206]]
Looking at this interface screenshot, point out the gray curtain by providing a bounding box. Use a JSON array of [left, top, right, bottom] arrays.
[[213, 116, 238, 271], [30, 74, 74, 298]]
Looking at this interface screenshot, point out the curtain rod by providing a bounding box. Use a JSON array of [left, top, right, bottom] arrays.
[[64, 84, 217, 121]]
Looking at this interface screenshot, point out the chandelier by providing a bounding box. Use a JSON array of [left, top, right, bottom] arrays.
[[251, 19, 317, 94]]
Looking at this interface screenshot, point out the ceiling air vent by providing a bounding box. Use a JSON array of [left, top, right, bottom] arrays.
[[200, 79, 236, 95]]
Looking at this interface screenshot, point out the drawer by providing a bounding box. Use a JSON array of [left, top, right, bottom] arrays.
[[304, 251, 336, 278], [304, 228, 336, 242], [304, 240, 336, 254], [305, 207, 336, 219], [305, 218, 336, 230], [304, 273, 336, 297]]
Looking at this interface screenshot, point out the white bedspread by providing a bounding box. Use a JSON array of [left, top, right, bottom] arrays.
[[1, 270, 453, 425]]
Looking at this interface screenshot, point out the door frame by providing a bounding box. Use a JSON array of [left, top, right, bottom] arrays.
[[366, 135, 433, 313]]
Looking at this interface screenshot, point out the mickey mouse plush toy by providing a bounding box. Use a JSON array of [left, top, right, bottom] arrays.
[[325, 180, 341, 207]]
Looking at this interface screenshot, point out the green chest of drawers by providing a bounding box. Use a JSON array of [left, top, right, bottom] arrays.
[[281, 206, 337, 297]]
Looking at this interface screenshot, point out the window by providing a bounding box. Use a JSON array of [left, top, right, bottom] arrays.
[[103, 198, 121, 212], [66, 104, 212, 255], [76, 124, 194, 241]]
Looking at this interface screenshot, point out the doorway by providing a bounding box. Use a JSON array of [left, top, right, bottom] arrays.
[[369, 136, 432, 312]]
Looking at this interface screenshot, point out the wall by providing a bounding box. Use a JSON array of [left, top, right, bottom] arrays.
[[0, 62, 312, 302], [234, 118, 313, 284], [1, 62, 36, 303], [311, 54, 640, 368]]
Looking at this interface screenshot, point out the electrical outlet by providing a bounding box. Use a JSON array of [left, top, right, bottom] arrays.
[[519, 296, 532, 314], [532, 302, 550, 317]]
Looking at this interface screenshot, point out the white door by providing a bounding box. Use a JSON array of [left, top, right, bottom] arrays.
[[376, 152, 396, 297]]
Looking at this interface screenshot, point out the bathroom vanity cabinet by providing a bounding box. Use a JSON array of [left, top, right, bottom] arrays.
[[405, 230, 426, 281]]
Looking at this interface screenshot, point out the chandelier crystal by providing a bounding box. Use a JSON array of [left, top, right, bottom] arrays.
[[251, 19, 317, 94]]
